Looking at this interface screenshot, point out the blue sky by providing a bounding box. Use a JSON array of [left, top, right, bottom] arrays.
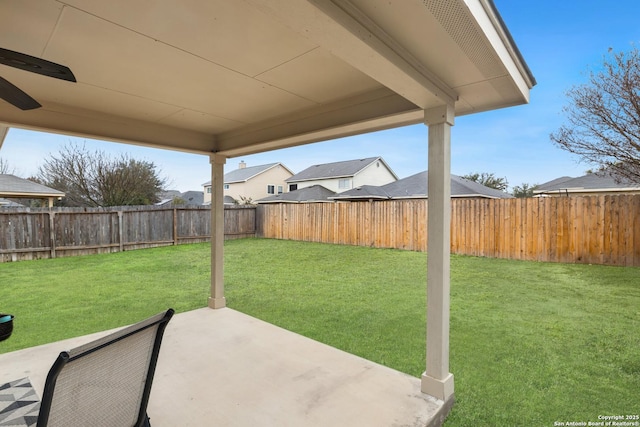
[[1, 1, 639, 192]]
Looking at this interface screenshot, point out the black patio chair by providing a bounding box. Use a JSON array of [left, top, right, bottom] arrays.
[[36, 309, 174, 427]]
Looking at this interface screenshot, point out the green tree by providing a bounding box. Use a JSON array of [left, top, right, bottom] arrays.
[[461, 172, 509, 191], [550, 46, 640, 183], [512, 183, 538, 198], [38, 142, 167, 207], [171, 196, 187, 206]]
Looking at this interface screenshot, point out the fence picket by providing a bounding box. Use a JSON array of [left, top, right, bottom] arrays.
[[0, 206, 255, 262], [2, 196, 638, 266], [257, 195, 640, 267]]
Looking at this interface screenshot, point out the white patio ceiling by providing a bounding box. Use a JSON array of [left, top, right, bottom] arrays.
[[0, 0, 534, 156]]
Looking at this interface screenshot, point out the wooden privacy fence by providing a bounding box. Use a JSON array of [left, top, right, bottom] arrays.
[[256, 195, 640, 267], [0, 205, 256, 263]]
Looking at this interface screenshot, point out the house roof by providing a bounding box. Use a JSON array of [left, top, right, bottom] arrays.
[[330, 185, 392, 200], [286, 157, 396, 183], [450, 175, 514, 199], [535, 171, 640, 194], [0, 174, 65, 198], [332, 171, 514, 200], [0, 198, 24, 207], [535, 176, 574, 191], [224, 163, 287, 184], [181, 191, 204, 205], [158, 190, 183, 199], [203, 163, 291, 186], [256, 185, 336, 203]]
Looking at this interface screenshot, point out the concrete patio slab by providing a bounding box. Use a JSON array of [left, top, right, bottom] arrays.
[[0, 308, 450, 426]]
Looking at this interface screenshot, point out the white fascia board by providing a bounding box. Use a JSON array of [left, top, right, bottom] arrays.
[[451, 194, 501, 199], [329, 195, 388, 200], [0, 191, 64, 197], [390, 196, 427, 200], [539, 187, 640, 194], [466, 0, 534, 99]]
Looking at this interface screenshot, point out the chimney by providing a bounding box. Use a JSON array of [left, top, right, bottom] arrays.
[[239, 161, 246, 169]]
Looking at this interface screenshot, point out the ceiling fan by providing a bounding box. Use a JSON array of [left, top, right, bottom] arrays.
[[0, 47, 76, 111]]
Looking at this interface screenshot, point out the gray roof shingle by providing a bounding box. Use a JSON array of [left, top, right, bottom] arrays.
[[256, 185, 336, 203], [535, 171, 640, 193], [0, 174, 65, 196], [286, 157, 390, 182], [180, 191, 204, 205], [0, 198, 24, 207], [333, 171, 513, 200], [534, 176, 573, 191], [330, 185, 391, 200], [450, 175, 514, 199], [225, 163, 280, 183], [203, 163, 288, 186]]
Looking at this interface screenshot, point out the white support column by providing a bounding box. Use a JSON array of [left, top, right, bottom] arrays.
[[208, 153, 227, 309], [421, 104, 455, 401]]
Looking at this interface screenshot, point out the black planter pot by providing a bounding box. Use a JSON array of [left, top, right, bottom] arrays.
[[0, 314, 14, 342]]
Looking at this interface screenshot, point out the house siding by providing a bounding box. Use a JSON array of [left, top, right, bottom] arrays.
[[204, 164, 292, 204], [353, 160, 397, 188], [296, 178, 348, 193], [228, 165, 292, 203], [292, 159, 397, 193]]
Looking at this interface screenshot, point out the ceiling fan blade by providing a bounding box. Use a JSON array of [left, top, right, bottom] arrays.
[[0, 47, 76, 82], [0, 76, 41, 110]]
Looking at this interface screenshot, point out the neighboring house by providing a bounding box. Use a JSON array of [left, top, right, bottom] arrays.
[[286, 157, 397, 193], [203, 161, 293, 204], [0, 198, 24, 207], [156, 190, 182, 206], [179, 191, 205, 206], [156, 190, 204, 207], [0, 174, 65, 208], [534, 171, 640, 197], [332, 171, 514, 200], [256, 185, 336, 204]]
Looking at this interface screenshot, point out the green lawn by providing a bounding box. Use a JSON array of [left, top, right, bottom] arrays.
[[1, 238, 639, 426]]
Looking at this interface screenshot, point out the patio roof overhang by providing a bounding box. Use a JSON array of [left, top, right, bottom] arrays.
[[0, 0, 534, 419], [0, 0, 533, 155]]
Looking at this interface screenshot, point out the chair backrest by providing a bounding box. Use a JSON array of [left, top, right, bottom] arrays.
[[36, 309, 174, 427]]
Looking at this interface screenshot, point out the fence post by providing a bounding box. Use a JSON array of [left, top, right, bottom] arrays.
[[173, 208, 178, 245], [49, 211, 56, 259], [118, 210, 124, 252]]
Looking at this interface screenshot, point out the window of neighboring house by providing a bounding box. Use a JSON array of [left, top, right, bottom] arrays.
[[267, 185, 275, 194], [338, 178, 352, 189], [223, 184, 229, 190], [289, 184, 298, 191], [277, 185, 283, 194], [207, 187, 212, 193]]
